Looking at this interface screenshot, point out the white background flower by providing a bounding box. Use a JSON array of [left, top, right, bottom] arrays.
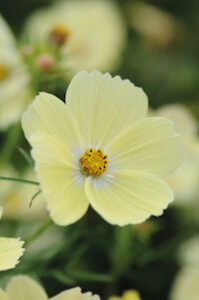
[[24, 0, 126, 77]]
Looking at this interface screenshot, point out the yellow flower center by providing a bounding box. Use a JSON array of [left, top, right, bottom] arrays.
[[80, 148, 108, 176], [49, 24, 70, 46], [0, 64, 8, 81]]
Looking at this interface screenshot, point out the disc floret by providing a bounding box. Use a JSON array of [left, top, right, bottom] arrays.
[[0, 64, 8, 81], [49, 24, 70, 46], [80, 148, 108, 176]]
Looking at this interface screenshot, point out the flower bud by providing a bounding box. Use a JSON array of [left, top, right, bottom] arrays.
[[35, 53, 56, 72]]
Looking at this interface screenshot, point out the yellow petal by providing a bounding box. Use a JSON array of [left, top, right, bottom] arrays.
[[108, 117, 183, 177], [30, 132, 89, 226], [50, 287, 100, 300], [123, 290, 141, 300], [66, 70, 148, 148], [0, 238, 24, 271], [6, 275, 48, 300], [22, 92, 83, 151], [0, 14, 15, 46], [0, 289, 8, 300], [0, 206, 3, 219], [30, 132, 74, 167], [154, 103, 198, 139], [85, 170, 173, 226], [170, 267, 199, 300]]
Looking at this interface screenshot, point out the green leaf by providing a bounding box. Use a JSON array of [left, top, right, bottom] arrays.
[[50, 270, 76, 285], [69, 269, 113, 282]]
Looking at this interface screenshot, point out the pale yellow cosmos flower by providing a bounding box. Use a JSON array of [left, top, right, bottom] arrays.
[[170, 236, 199, 300], [22, 70, 183, 226], [0, 275, 100, 300], [0, 207, 24, 271], [154, 104, 199, 204], [0, 14, 31, 130], [170, 267, 199, 300], [126, 1, 182, 48], [24, 0, 126, 77], [109, 289, 141, 300], [180, 236, 199, 267]]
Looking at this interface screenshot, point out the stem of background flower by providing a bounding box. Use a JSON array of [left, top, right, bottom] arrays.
[[0, 176, 39, 185], [0, 122, 22, 168], [25, 218, 53, 247]]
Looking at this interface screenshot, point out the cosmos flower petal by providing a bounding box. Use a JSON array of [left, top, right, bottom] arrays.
[[122, 290, 141, 300], [85, 170, 173, 226], [22, 92, 83, 150], [0, 238, 25, 271], [153, 103, 198, 139], [153, 104, 199, 203], [0, 289, 8, 300], [109, 290, 141, 300], [170, 267, 199, 300], [66, 70, 148, 148], [30, 132, 74, 167], [0, 14, 31, 130], [0, 14, 15, 46], [30, 132, 89, 226], [6, 276, 48, 300], [0, 205, 3, 219], [108, 117, 183, 177], [50, 287, 100, 300], [36, 164, 89, 226]]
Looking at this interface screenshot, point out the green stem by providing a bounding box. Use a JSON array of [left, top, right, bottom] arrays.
[[17, 147, 34, 167], [0, 122, 22, 168], [29, 190, 42, 208], [25, 219, 53, 247], [0, 176, 39, 186]]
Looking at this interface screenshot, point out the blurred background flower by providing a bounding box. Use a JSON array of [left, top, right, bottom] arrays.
[[152, 104, 199, 205], [109, 290, 141, 300], [23, 0, 126, 78], [170, 236, 199, 300], [0, 15, 32, 130], [0, 275, 100, 300]]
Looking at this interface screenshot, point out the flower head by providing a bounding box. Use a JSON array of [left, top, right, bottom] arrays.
[[35, 53, 56, 73], [171, 267, 199, 300], [127, 1, 182, 48], [153, 104, 199, 204], [0, 206, 24, 271], [0, 14, 32, 130], [171, 235, 199, 300], [109, 290, 141, 300], [0, 275, 100, 300], [22, 71, 182, 226], [49, 24, 70, 46], [24, 0, 126, 77]]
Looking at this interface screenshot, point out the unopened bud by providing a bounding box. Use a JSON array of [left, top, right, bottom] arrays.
[[35, 53, 56, 72]]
